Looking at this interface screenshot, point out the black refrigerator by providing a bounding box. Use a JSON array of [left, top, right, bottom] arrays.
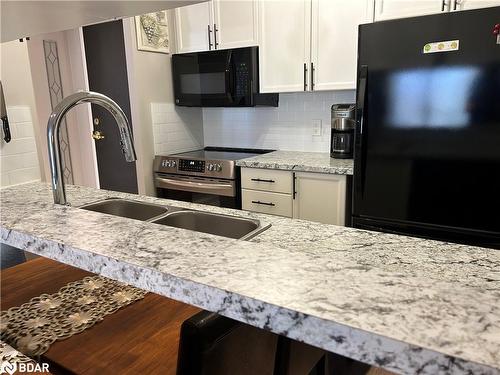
[[353, 7, 500, 249]]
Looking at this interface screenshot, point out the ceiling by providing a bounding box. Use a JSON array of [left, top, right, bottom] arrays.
[[1, 0, 206, 43]]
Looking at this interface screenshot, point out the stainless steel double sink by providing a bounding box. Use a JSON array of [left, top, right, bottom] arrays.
[[79, 198, 269, 240]]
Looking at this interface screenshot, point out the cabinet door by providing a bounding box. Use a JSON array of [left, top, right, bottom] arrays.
[[293, 172, 346, 225], [455, 0, 500, 10], [311, 0, 374, 91], [174, 1, 213, 53], [258, 0, 311, 93], [212, 0, 258, 50], [374, 0, 446, 21]]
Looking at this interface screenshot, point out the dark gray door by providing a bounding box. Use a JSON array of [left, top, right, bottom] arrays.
[[83, 20, 138, 194]]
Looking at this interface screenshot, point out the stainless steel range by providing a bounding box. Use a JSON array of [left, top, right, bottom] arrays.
[[153, 147, 270, 209]]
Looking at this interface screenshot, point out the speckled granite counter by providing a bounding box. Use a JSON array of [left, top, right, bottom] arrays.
[[1, 182, 499, 375], [236, 150, 354, 175]]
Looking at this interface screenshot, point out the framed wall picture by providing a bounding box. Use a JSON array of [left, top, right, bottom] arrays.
[[135, 11, 170, 54]]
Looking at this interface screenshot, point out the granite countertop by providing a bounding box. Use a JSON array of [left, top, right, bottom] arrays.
[[1, 182, 499, 375], [236, 150, 354, 175]]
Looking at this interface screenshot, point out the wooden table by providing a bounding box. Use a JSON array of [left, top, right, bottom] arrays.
[[1, 258, 201, 375]]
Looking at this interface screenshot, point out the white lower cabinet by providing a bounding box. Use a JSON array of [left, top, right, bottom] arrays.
[[242, 189, 293, 217], [293, 172, 346, 225], [241, 168, 347, 225]]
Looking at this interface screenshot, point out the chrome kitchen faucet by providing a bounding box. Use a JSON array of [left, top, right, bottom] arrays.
[[47, 91, 137, 205]]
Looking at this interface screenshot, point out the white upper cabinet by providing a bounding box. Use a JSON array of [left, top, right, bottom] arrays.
[[374, 0, 499, 21], [174, 0, 259, 53], [258, 0, 311, 93], [374, 0, 446, 21], [212, 0, 259, 50], [311, 0, 374, 91], [454, 0, 500, 10], [174, 1, 213, 53], [259, 0, 374, 93]]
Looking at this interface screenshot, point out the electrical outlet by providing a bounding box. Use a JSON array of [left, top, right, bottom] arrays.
[[312, 119, 322, 136]]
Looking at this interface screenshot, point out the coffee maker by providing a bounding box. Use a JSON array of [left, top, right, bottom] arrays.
[[330, 104, 355, 159]]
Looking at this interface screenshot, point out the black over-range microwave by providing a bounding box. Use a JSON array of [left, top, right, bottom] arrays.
[[172, 46, 278, 107]]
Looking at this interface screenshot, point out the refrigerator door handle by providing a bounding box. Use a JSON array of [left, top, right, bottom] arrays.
[[356, 65, 368, 195], [357, 65, 368, 135]]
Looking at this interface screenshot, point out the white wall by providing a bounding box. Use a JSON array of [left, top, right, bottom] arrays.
[[0, 41, 42, 187], [203, 90, 355, 152], [124, 14, 203, 196]]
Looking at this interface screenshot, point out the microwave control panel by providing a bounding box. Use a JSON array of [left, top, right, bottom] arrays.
[[235, 63, 249, 97]]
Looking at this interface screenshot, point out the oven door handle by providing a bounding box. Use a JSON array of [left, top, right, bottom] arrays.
[[157, 177, 233, 190], [155, 176, 236, 197]]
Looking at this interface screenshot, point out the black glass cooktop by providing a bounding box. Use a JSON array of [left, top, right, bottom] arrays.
[[171, 147, 273, 161]]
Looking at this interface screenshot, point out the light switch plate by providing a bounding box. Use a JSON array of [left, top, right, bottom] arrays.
[[312, 119, 322, 136]]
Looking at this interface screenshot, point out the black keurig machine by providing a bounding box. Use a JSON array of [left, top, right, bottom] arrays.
[[330, 104, 355, 159]]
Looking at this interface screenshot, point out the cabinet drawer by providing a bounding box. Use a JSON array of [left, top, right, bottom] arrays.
[[241, 168, 292, 194], [242, 189, 293, 218]]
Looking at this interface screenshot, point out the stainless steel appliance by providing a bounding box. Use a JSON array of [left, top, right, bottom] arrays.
[[172, 47, 278, 107], [353, 7, 500, 249], [330, 104, 355, 159], [154, 148, 270, 209]]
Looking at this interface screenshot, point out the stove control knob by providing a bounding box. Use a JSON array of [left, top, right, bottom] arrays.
[[208, 163, 214, 171], [214, 163, 222, 172], [170, 160, 177, 168]]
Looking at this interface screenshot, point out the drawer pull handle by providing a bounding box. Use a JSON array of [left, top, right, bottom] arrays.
[[251, 200, 275, 207], [251, 178, 275, 183]]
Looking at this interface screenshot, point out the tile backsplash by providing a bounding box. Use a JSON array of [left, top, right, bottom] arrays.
[[0, 106, 41, 187], [203, 90, 356, 152], [151, 102, 204, 155]]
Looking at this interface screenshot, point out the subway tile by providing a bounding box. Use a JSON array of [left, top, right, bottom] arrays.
[[0, 172, 10, 187], [14, 122, 35, 138], [202, 90, 354, 152], [0, 154, 24, 172], [8, 167, 40, 185], [6, 106, 32, 123], [0, 138, 37, 156], [152, 112, 168, 124]]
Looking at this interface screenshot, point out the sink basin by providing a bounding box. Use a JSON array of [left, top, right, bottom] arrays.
[[80, 198, 270, 240], [151, 210, 269, 240], [80, 198, 168, 221]]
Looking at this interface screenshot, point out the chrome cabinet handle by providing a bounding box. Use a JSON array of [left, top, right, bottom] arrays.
[[214, 24, 219, 49], [311, 62, 315, 91], [303, 63, 308, 91], [251, 200, 275, 207], [293, 173, 297, 199], [208, 24, 213, 50], [250, 178, 275, 183]]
